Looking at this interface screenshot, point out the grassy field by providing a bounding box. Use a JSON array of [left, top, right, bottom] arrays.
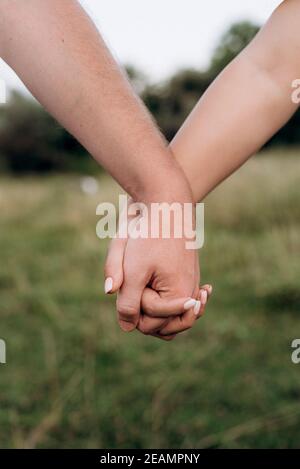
[[0, 150, 300, 449]]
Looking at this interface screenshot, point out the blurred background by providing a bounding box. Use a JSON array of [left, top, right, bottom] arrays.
[[1, 0, 300, 448]]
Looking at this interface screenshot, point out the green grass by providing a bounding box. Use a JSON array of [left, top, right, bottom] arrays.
[[0, 150, 300, 448]]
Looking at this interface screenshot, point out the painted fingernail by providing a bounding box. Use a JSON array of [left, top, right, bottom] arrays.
[[194, 300, 201, 316], [183, 298, 197, 311], [104, 277, 113, 294], [200, 290, 208, 305]]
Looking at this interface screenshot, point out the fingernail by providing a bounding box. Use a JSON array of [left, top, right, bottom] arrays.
[[183, 298, 197, 311], [104, 277, 113, 294], [208, 285, 213, 294], [200, 290, 208, 305], [194, 300, 201, 316]]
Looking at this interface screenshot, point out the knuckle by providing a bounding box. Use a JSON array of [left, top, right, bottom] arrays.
[[142, 302, 155, 317], [138, 324, 151, 335], [138, 318, 156, 335], [137, 319, 150, 335], [184, 317, 194, 330], [117, 301, 138, 319]]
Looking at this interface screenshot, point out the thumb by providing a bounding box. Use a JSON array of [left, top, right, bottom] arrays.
[[104, 237, 126, 294]]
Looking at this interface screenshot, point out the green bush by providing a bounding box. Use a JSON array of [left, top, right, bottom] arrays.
[[1, 21, 300, 175], [0, 92, 99, 174]]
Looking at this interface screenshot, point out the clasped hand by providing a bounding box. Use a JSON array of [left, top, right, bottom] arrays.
[[104, 198, 212, 341]]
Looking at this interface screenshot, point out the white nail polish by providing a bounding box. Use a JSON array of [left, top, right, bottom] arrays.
[[201, 290, 208, 305], [184, 298, 197, 311], [194, 301, 201, 316], [104, 277, 113, 294]]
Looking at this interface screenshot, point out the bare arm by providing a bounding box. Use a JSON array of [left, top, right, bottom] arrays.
[[0, 0, 198, 333], [130, 0, 300, 338], [0, 0, 191, 204], [171, 0, 300, 202]]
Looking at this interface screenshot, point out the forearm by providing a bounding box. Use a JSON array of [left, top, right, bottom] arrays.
[[170, 0, 300, 202], [0, 0, 191, 203]]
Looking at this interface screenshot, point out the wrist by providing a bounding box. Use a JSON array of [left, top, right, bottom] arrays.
[[132, 166, 194, 205], [127, 168, 196, 243]]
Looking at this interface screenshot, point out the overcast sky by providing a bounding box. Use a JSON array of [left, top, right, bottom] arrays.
[[0, 0, 283, 94]]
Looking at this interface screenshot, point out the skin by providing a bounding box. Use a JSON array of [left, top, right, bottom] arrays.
[[0, 0, 199, 332], [1, 0, 298, 339], [107, 0, 300, 339], [171, 0, 300, 203]]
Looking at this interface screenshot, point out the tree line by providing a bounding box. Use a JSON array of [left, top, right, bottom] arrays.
[[0, 21, 299, 174]]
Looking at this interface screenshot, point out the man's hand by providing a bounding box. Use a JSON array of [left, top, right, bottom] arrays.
[[105, 233, 212, 338], [104, 196, 198, 332], [104, 195, 212, 338], [118, 234, 198, 332]]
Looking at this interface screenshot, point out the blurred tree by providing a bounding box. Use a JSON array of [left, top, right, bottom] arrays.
[[143, 69, 212, 141], [209, 21, 260, 77], [209, 20, 300, 147], [0, 92, 99, 174], [143, 20, 300, 147], [143, 22, 260, 141], [125, 64, 148, 95], [0, 20, 299, 175]]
